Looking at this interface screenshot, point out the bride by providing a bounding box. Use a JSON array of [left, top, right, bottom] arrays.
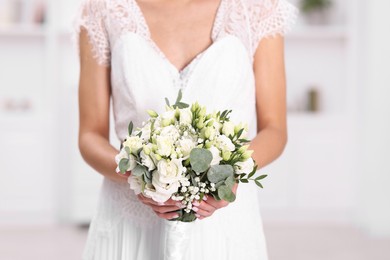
[[75, 0, 296, 259]]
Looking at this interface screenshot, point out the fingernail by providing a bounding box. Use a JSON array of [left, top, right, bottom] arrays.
[[195, 214, 201, 218], [203, 196, 208, 201], [158, 202, 165, 206], [192, 207, 199, 212], [171, 214, 179, 219], [175, 203, 184, 208], [193, 201, 200, 206]]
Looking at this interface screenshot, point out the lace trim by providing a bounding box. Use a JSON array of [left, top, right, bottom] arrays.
[[73, 0, 111, 67], [249, 0, 298, 54]]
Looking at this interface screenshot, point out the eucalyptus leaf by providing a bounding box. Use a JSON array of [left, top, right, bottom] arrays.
[[175, 102, 189, 109], [207, 165, 234, 183], [175, 89, 183, 104], [218, 185, 236, 202], [132, 165, 147, 177], [165, 97, 171, 107], [128, 121, 134, 136], [190, 148, 213, 173], [124, 146, 131, 155], [119, 158, 129, 173], [225, 175, 236, 189], [240, 179, 249, 183]]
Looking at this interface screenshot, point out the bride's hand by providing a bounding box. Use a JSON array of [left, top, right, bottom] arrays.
[[193, 182, 238, 220], [137, 194, 185, 220]]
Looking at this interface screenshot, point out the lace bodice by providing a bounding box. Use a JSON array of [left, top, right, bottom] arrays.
[[74, 0, 297, 67]]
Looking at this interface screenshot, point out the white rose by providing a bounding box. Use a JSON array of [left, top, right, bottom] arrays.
[[179, 108, 193, 125], [222, 121, 235, 137], [115, 149, 137, 173], [178, 137, 196, 157], [123, 136, 143, 153], [235, 158, 255, 174], [215, 135, 235, 152], [208, 146, 222, 165], [140, 150, 156, 171], [156, 158, 184, 184], [128, 175, 144, 195], [156, 135, 174, 157]]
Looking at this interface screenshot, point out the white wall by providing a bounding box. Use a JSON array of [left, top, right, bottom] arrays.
[[357, 0, 390, 236]]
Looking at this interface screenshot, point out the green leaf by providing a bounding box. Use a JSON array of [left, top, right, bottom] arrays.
[[128, 121, 134, 136], [119, 158, 129, 173], [165, 97, 171, 107], [207, 165, 234, 183], [247, 167, 257, 179], [124, 146, 131, 155], [255, 175, 268, 181], [240, 179, 249, 183], [176, 89, 183, 104], [190, 148, 213, 173], [225, 175, 236, 189], [218, 185, 236, 202], [175, 102, 189, 109], [236, 128, 244, 139], [215, 180, 225, 189], [132, 165, 147, 177], [255, 180, 264, 188]]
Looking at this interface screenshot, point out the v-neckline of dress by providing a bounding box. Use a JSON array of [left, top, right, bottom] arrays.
[[131, 0, 226, 75]]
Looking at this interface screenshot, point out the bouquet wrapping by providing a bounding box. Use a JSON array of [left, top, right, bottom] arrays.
[[116, 91, 267, 259]]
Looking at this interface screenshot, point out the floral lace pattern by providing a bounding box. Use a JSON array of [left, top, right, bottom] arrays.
[[74, 0, 297, 67]]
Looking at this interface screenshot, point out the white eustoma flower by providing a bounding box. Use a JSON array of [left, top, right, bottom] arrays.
[[140, 150, 156, 171], [139, 122, 152, 141], [209, 146, 222, 165], [156, 135, 174, 157], [178, 137, 196, 157], [115, 149, 137, 173], [222, 121, 235, 137], [235, 158, 255, 174], [160, 125, 181, 141], [128, 175, 144, 195], [123, 136, 143, 153], [156, 158, 184, 184], [215, 134, 235, 152], [144, 172, 181, 203], [179, 108, 193, 125], [161, 109, 176, 126]]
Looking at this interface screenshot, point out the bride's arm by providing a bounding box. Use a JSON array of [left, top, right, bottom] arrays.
[[193, 36, 288, 220], [78, 28, 128, 183], [250, 35, 288, 168]]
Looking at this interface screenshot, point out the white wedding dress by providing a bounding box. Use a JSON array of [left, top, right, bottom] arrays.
[[74, 0, 296, 259]]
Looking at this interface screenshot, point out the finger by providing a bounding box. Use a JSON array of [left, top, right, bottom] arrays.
[[150, 205, 184, 214], [192, 201, 215, 217], [155, 211, 180, 220], [203, 196, 229, 209], [117, 171, 131, 178]]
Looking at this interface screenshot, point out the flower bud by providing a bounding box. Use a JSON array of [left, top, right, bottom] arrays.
[[162, 118, 171, 127], [242, 150, 254, 160], [154, 154, 162, 161], [238, 145, 249, 154], [222, 150, 232, 161], [147, 110, 158, 118], [205, 140, 212, 149], [199, 107, 207, 117], [143, 146, 151, 155]]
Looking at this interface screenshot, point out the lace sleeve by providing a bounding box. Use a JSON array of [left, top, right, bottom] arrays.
[[249, 0, 298, 54], [73, 0, 111, 67]]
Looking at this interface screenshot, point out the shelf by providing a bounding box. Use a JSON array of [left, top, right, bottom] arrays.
[[287, 25, 349, 40], [0, 25, 46, 37]]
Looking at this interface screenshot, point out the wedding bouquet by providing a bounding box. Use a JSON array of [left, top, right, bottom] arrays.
[[116, 90, 267, 222]]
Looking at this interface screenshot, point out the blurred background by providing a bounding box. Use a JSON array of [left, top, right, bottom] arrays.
[[0, 0, 389, 259]]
